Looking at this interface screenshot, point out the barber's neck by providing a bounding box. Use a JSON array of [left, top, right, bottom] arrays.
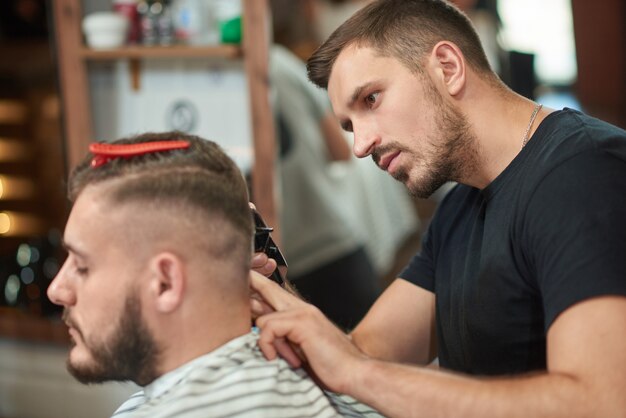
[[456, 74, 550, 189]]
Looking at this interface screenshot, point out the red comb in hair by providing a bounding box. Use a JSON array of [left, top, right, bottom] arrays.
[[89, 140, 191, 168]]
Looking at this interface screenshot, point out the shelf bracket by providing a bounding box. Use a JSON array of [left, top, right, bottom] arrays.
[[130, 58, 141, 91]]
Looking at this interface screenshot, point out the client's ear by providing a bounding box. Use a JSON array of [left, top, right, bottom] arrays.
[[147, 252, 185, 313]]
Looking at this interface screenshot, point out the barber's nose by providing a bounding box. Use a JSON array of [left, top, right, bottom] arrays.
[[352, 123, 381, 158], [47, 260, 76, 307]]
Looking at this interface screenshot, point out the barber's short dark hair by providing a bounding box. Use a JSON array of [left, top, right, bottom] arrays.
[[69, 132, 253, 270], [307, 0, 494, 89]]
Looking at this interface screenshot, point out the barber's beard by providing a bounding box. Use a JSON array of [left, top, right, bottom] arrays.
[[375, 81, 478, 198], [65, 294, 160, 386]]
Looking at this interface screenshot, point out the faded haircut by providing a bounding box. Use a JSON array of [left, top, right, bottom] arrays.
[[68, 131, 253, 272], [307, 0, 497, 89]]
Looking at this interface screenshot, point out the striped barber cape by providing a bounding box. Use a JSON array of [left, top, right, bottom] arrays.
[[112, 331, 383, 418]]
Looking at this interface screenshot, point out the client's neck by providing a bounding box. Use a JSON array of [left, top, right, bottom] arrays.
[[153, 303, 253, 380]]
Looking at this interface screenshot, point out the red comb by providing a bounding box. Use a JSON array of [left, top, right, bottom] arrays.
[[89, 140, 191, 168]]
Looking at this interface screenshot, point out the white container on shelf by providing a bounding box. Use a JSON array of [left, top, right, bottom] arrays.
[[82, 12, 129, 49]]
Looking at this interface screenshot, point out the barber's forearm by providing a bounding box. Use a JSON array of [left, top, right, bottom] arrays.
[[349, 359, 598, 418], [350, 329, 435, 366], [349, 280, 438, 365]]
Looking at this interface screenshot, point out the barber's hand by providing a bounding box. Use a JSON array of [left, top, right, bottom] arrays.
[[250, 270, 276, 319], [249, 201, 278, 278], [250, 272, 369, 394]]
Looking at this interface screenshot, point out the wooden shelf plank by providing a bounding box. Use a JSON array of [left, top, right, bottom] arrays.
[[80, 44, 243, 60]]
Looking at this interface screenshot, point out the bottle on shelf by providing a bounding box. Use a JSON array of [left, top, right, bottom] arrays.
[[171, 0, 218, 45], [137, 0, 157, 45], [156, 0, 174, 45], [214, 0, 242, 44], [112, 0, 141, 44]]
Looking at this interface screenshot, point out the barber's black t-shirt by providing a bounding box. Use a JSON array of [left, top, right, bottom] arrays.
[[401, 108, 626, 375]]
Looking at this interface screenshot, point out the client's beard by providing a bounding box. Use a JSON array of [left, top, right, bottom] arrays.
[[66, 294, 160, 386]]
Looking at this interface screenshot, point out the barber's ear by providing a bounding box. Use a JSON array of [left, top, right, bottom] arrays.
[[147, 253, 185, 313], [428, 41, 466, 96]]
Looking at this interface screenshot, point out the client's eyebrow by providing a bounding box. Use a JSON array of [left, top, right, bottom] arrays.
[[62, 239, 88, 259]]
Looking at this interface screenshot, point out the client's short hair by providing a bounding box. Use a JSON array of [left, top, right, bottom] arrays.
[[68, 132, 253, 273]]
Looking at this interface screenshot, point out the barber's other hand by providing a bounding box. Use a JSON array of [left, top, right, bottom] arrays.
[[251, 272, 368, 394], [252, 252, 277, 278]]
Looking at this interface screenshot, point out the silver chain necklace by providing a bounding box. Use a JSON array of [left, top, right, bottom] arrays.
[[521, 103, 543, 149]]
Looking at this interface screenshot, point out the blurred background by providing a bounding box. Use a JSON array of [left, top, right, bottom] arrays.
[[0, 0, 624, 417]]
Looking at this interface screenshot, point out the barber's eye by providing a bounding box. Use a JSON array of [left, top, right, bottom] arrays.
[[76, 266, 88, 276], [365, 92, 379, 107]]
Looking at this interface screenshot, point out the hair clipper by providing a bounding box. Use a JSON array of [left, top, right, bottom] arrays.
[[252, 208, 288, 286]]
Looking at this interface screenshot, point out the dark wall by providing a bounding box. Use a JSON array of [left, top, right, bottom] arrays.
[[571, 0, 626, 128]]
